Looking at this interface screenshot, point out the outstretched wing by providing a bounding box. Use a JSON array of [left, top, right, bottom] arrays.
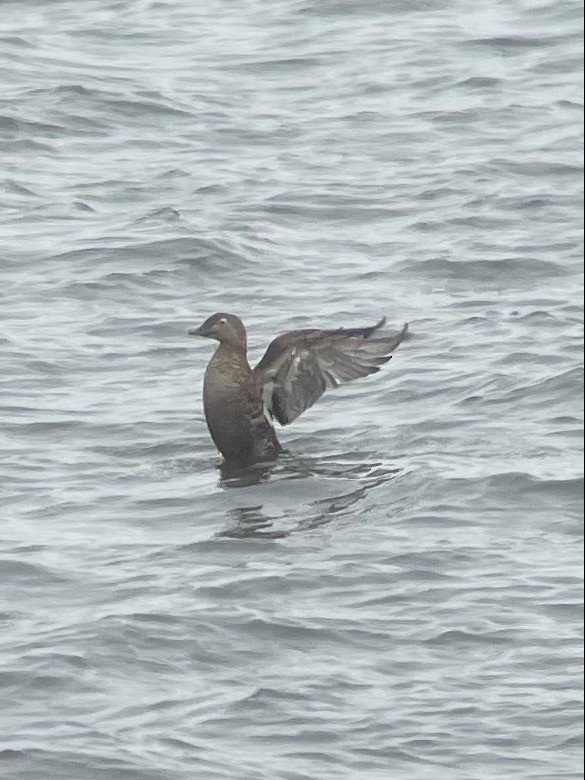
[[253, 318, 408, 426]]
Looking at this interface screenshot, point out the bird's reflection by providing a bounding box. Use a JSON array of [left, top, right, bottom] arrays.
[[215, 452, 402, 540], [217, 506, 289, 539], [218, 459, 276, 488], [218, 451, 401, 487]]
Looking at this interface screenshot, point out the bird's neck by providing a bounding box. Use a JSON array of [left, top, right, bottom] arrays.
[[212, 340, 249, 370]]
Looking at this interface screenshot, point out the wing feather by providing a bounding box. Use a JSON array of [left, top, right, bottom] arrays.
[[254, 320, 408, 426]]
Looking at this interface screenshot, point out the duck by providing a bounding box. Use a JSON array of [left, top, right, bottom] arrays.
[[188, 313, 408, 466]]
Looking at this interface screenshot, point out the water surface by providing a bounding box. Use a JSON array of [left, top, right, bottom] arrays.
[[0, 0, 583, 778]]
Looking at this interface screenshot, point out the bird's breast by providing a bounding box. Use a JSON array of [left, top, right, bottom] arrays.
[[202, 361, 267, 460]]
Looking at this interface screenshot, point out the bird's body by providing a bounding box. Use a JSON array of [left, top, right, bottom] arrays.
[[189, 313, 407, 466], [202, 342, 282, 463]]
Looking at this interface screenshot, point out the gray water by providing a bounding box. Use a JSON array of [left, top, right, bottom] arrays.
[[0, 1, 583, 778]]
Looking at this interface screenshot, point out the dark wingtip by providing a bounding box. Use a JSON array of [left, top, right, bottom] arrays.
[[366, 317, 387, 337], [389, 322, 409, 351], [370, 319, 408, 343], [350, 316, 387, 339]]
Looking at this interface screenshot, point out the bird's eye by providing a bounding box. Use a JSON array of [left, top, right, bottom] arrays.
[[218, 318, 227, 324]]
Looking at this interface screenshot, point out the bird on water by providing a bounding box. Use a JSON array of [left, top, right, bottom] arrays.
[[188, 313, 408, 466]]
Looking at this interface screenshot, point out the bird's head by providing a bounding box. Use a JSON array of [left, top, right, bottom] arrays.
[[188, 313, 246, 347]]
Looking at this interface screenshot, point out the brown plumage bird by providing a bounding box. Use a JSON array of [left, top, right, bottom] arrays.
[[188, 313, 408, 466]]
